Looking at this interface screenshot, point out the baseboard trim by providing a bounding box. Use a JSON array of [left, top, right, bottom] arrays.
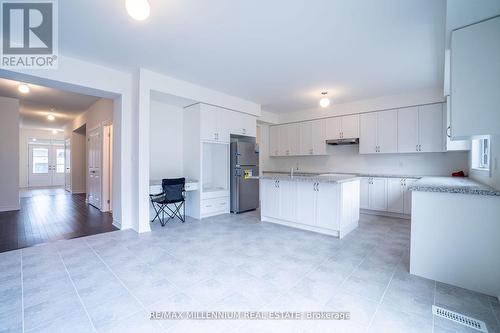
[[360, 209, 411, 220], [112, 219, 122, 230], [0, 205, 20, 212], [261, 216, 340, 237]]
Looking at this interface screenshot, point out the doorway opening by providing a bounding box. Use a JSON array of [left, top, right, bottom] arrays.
[[0, 77, 118, 252]]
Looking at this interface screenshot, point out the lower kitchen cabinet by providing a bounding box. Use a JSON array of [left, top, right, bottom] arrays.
[[260, 178, 360, 238], [361, 176, 418, 217]]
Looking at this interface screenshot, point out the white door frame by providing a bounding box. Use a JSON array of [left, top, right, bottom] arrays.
[[102, 121, 113, 212], [87, 125, 102, 209]]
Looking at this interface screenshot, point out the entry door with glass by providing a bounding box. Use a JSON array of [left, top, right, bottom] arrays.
[[28, 145, 65, 187]]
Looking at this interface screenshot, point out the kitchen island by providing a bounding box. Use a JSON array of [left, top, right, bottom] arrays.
[[409, 177, 500, 298], [260, 173, 360, 239]]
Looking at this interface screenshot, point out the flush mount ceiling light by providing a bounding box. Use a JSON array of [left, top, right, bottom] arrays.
[[125, 0, 151, 21], [319, 92, 330, 108], [47, 114, 55, 121], [18, 84, 30, 94], [52, 129, 58, 134]]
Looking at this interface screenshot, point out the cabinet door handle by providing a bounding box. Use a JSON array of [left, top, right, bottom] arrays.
[[446, 126, 451, 138], [419, 144, 422, 151], [316, 183, 320, 191]]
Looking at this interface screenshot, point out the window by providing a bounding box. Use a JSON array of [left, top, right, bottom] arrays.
[[472, 137, 490, 171], [56, 148, 65, 173], [32, 148, 49, 173]]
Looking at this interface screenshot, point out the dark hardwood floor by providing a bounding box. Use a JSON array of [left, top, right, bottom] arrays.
[[0, 189, 118, 253]]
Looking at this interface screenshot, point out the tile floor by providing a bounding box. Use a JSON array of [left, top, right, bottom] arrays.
[[0, 212, 499, 333]]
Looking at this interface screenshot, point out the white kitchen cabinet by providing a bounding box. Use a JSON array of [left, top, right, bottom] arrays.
[[360, 177, 370, 209], [261, 179, 280, 219], [341, 114, 360, 139], [451, 16, 500, 138], [387, 178, 405, 213], [228, 111, 256, 137], [296, 181, 316, 225], [199, 104, 230, 142], [279, 180, 297, 222], [269, 126, 280, 156], [326, 114, 359, 140], [397, 107, 419, 153], [316, 182, 340, 230], [300, 119, 326, 155], [418, 104, 444, 153], [445, 98, 470, 151], [397, 104, 444, 153], [377, 110, 398, 153], [359, 113, 378, 154], [326, 117, 342, 140], [278, 123, 300, 156], [360, 110, 397, 154], [403, 178, 417, 215], [261, 178, 360, 239], [369, 177, 388, 211]]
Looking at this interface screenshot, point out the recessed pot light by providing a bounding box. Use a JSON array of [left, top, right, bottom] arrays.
[[52, 129, 58, 134], [18, 84, 30, 94], [47, 114, 55, 121], [125, 0, 150, 20]]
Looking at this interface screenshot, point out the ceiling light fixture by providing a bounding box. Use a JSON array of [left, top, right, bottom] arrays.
[[47, 114, 55, 121], [32, 138, 37, 142], [319, 92, 330, 108], [52, 129, 58, 134], [18, 84, 30, 94], [125, 0, 151, 21]]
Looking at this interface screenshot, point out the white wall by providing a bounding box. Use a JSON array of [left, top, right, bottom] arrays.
[[0, 96, 20, 211], [19, 128, 65, 188], [66, 98, 113, 134], [276, 89, 444, 124], [470, 135, 500, 190], [149, 100, 184, 180]]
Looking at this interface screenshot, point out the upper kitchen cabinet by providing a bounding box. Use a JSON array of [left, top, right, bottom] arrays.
[[397, 104, 445, 153], [359, 110, 397, 154], [269, 126, 280, 157], [451, 16, 500, 137], [299, 119, 327, 155], [227, 111, 256, 137], [325, 115, 359, 140], [199, 104, 230, 142], [445, 97, 470, 151]]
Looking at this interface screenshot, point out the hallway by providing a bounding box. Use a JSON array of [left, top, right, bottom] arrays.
[[0, 189, 117, 253]]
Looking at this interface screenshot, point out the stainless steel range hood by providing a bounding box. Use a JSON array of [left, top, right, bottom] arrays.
[[326, 138, 359, 145]]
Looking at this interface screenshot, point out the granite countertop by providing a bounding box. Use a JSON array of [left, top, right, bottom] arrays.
[[408, 177, 500, 196], [262, 171, 421, 180], [260, 172, 360, 184]]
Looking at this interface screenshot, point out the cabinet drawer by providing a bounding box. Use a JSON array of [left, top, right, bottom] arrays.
[[201, 197, 229, 215]]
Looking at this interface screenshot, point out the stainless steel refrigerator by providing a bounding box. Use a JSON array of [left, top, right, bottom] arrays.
[[230, 141, 259, 213]]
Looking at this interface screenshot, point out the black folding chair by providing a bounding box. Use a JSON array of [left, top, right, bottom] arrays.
[[149, 178, 186, 226]]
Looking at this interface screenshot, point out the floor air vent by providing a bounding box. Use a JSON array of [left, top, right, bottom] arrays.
[[432, 305, 488, 332]]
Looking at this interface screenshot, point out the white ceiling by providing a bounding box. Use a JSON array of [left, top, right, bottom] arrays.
[[60, 0, 446, 113], [0, 78, 100, 129]]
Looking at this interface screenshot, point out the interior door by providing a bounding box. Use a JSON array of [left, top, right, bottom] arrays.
[[28, 145, 52, 187], [65, 139, 71, 191], [88, 128, 102, 209], [51, 146, 65, 186]]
